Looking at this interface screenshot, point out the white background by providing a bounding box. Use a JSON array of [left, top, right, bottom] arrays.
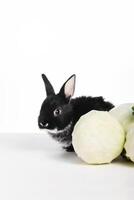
[[0, 0, 134, 133], [0, 0, 134, 200]]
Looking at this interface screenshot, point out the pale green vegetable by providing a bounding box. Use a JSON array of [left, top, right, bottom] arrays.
[[110, 103, 134, 162], [72, 110, 125, 165], [124, 127, 134, 161], [110, 103, 134, 132]]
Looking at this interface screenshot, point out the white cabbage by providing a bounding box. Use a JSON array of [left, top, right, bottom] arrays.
[[110, 103, 134, 162], [124, 128, 134, 161], [72, 110, 125, 164], [110, 103, 134, 132]]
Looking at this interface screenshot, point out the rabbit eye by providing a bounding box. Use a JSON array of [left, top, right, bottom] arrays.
[[54, 108, 62, 117]]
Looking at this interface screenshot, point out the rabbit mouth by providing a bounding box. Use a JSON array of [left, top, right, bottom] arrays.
[[47, 121, 73, 135]]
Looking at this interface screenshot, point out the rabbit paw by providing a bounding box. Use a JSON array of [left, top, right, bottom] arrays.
[[63, 144, 74, 152]]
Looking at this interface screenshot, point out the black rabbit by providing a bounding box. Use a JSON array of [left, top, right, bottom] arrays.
[[38, 74, 114, 152]]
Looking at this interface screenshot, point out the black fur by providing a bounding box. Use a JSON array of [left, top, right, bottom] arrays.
[[38, 74, 114, 152]]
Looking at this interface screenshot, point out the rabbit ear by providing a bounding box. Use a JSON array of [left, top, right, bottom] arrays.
[[59, 74, 76, 99], [42, 74, 55, 96]]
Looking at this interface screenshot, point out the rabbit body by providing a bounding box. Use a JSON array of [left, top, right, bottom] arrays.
[[38, 74, 114, 152], [48, 96, 114, 151]]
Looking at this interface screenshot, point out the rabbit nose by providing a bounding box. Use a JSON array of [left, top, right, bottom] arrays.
[[39, 122, 49, 128]]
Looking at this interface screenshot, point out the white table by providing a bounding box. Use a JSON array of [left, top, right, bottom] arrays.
[[0, 133, 133, 200]]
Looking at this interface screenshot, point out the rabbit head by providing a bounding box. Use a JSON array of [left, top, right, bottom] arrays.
[[38, 74, 76, 134]]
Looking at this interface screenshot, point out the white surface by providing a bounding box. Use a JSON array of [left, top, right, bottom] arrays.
[[0, 1, 134, 199], [0, 0, 134, 133], [0, 133, 133, 200]]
